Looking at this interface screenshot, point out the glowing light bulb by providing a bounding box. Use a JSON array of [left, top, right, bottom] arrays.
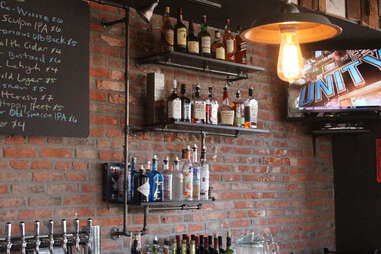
[[277, 29, 304, 83]]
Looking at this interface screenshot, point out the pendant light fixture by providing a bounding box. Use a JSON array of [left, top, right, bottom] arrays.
[[241, 0, 342, 84]]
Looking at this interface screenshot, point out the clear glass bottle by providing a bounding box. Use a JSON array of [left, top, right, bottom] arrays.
[[180, 84, 192, 122], [192, 144, 200, 200], [134, 165, 149, 203], [212, 30, 225, 60], [175, 8, 187, 52], [129, 157, 137, 201], [205, 87, 219, 125], [223, 18, 236, 62], [131, 234, 141, 254], [199, 15, 211, 57], [162, 156, 173, 201], [147, 155, 163, 202], [219, 86, 234, 126], [168, 80, 182, 122], [173, 156, 184, 201], [244, 87, 258, 128], [235, 25, 247, 64], [187, 20, 199, 55], [191, 84, 206, 124], [200, 146, 209, 200], [182, 146, 193, 201], [233, 90, 245, 127], [161, 6, 174, 52]]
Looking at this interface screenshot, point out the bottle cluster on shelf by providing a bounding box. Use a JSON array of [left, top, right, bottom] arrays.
[[132, 232, 235, 254], [168, 81, 258, 128], [128, 145, 210, 203], [161, 6, 247, 64]]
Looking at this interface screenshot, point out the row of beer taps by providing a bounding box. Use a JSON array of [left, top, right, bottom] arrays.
[[1, 218, 94, 254]]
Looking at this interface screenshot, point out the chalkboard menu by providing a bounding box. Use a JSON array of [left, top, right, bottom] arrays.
[[0, 0, 89, 137]]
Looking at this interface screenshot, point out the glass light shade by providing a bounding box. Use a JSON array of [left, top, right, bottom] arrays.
[[277, 30, 304, 83]]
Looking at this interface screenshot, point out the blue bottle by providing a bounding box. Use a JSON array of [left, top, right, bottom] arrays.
[[128, 157, 137, 201], [148, 155, 163, 202]]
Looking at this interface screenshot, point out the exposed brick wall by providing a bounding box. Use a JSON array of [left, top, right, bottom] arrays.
[[0, 2, 334, 254]]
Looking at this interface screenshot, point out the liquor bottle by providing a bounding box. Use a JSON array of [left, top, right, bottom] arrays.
[[204, 236, 210, 254], [212, 31, 225, 60], [133, 166, 149, 203], [161, 6, 174, 52], [199, 236, 205, 254], [172, 239, 178, 254], [219, 86, 234, 126], [129, 157, 137, 201], [205, 87, 219, 125], [190, 240, 196, 254], [181, 239, 187, 254], [200, 146, 210, 200], [173, 156, 184, 201], [148, 155, 164, 202], [180, 84, 192, 122], [195, 235, 200, 254], [235, 25, 247, 64], [244, 87, 258, 128], [218, 236, 224, 254], [233, 90, 245, 127], [176, 235, 182, 254], [175, 8, 187, 52], [164, 239, 170, 254], [182, 147, 193, 201], [199, 15, 211, 57], [187, 20, 199, 55], [192, 144, 200, 200], [208, 235, 214, 254], [146, 160, 152, 175], [168, 80, 182, 122], [131, 234, 141, 254], [223, 232, 234, 254], [223, 18, 236, 62], [191, 84, 206, 124], [162, 156, 173, 201], [153, 236, 160, 254], [213, 234, 219, 254]]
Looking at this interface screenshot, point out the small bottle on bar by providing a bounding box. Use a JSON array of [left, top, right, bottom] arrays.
[[212, 30, 225, 60], [199, 15, 211, 57], [244, 87, 258, 128], [175, 8, 187, 52], [188, 20, 200, 55], [161, 6, 174, 52]]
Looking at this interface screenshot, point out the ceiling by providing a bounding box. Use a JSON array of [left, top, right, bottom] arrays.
[[102, 0, 381, 50]]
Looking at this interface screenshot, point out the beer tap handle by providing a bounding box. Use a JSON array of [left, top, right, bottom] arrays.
[[62, 219, 68, 253], [49, 220, 55, 254], [35, 220, 41, 254], [87, 219, 93, 254], [6, 222, 12, 254], [74, 218, 81, 253], [20, 222, 26, 254]]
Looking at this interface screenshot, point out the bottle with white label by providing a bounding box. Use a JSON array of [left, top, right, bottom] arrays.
[[191, 84, 206, 124], [168, 80, 182, 122], [182, 147, 193, 201], [219, 85, 234, 126], [199, 15, 211, 57], [162, 157, 173, 201], [233, 90, 245, 127], [172, 156, 184, 201], [174, 8, 187, 53], [199, 146, 209, 200], [187, 20, 199, 55], [205, 87, 219, 125], [244, 87, 258, 128], [133, 165, 150, 203], [180, 84, 191, 122], [191, 144, 200, 200], [147, 155, 163, 202], [223, 18, 236, 62], [212, 31, 225, 60]]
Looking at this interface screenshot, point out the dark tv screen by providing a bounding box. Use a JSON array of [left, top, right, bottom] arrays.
[[288, 49, 381, 118]]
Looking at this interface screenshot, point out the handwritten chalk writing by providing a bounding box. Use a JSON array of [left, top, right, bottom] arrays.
[[1, 90, 38, 103], [31, 86, 47, 92], [0, 39, 20, 48], [8, 50, 46, 63], [34, 21, 48, 34], [40, 94, 54, 102], [0, 71, 14, 80], [0, 121, 8, 128], [0, 1, 10, 11], [0, 111, 5, 115], [49, 57, 60, 64], [24, 42, 48, 52], [29, 102, 64, 112], [50, 48, 61, 54], [16, 6, 50, 23], [0, 28, 31, 39], [50, 25, 62, 33], [51, 17, 63, 24], [2, 83, 28, 91], [45, 66, 58, 73], [6, 60, 41, 74], [17, 74, 43, 86], [45, 77, 56, 84], [0, 99, 27, 111], [2, 14, 32, 30], [25, 112, 52, 119], [11, 120, 25, 131], [9, 108, 23, 117]]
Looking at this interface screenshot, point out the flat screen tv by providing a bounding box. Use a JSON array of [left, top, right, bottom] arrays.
[[288, 49, 381, 119]]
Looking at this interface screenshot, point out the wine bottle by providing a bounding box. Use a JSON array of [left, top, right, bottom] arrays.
[[199, 236, 205, 254], [204, 236, 210, 254], [188, 20, 199, 54], [168, 80, 182, 122], [212, 30, 225, 60], [233, 90, 245, 127], [223, 18, 236, 62], [213, 234, 219, 254], [208, 235, 214, 254], [131, 234, 141, 254], [244, 87, 258, 128], [199, 15, 211, 57], [219, 86, 234, 126], [175, 8, 187, 52], [223, 232, 234, 254], [218, 236, 224, 254], [177, 235, 182, 254], [180, 84, 192, 122], [235, 25, 247, 64], [172, 239, 178, 254], [161, 6, 174, 52]]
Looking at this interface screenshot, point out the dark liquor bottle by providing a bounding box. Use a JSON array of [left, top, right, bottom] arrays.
[[180, 84, 192, 122], [244, 87, 258, 128], [131, 234, 141, 254], [195, 235, 200, 254], [223, 18, 236, 62], [175, 8, 187, 52], [235, 25, 247, 64], [213, 234, 219, 254], [199, 236, 205, 254], [176, 235, 182, 254], [218, 236, 224, 254], [199, 15, 211, 57], [187, 20, 199, 55], [133, 166, 149, 203], [203, 236, 210, 254], [148, 155, 163, 202], [161, 6, 174, 52], [191, 84, 206, 124], [223, 232, 234, 254], [212, 31, 225, 60], [208, 235, 214, 254], [219, 86, 234, 126], [172, 239, 178, 254], [168, 80, 182, 122]]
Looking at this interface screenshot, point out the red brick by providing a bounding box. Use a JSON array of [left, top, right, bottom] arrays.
[[40, 148, 73, 158], [67, 173, 87, 182], [231, 220, 251, 227], [9, 160, 30, 169], [230, 211, 247, 218], [96, 80, 124, 91], [91, 44, 120, 57], [19, 209, 52, 220], [90, 127, 104, 137], [54, 208, 77, 218], [5, 136, 25, 144], [12, 184, 44, 194], [175, 224, 187, 233], [90, 55, 107, 66], [109, 94, 125, 104], [31, 160, 53, 170], [90, 91, 107, 102], [189, 223, 204, 232], [78, 207, 95, 217], [33, 172, 64, 182], [101, 35, 124, 47], [82, 184, 101, 192], [90, 67, 110, 78], [76, 148, 97, 159], [4, 147, 36, 158], [48, 137, 63, 145], [99, 151, 123, 161], [161, 215, 183, 224], [90, 115, 119, 125], [0, 172, 32, 182], [29, 137, 45, 144], [73, 161, 87, 170], [102, 217, 123, 226], [47, 184, 78, 194], [105, 128, 122, 137], [0, 197, 24, 208], [0, 185, 8, 194], [0, 210, 17, 221], [29, 196, 61, 207], [111, 70, 125, 81], [63, 194, 94, 205], [56, 161, 71, 170]]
